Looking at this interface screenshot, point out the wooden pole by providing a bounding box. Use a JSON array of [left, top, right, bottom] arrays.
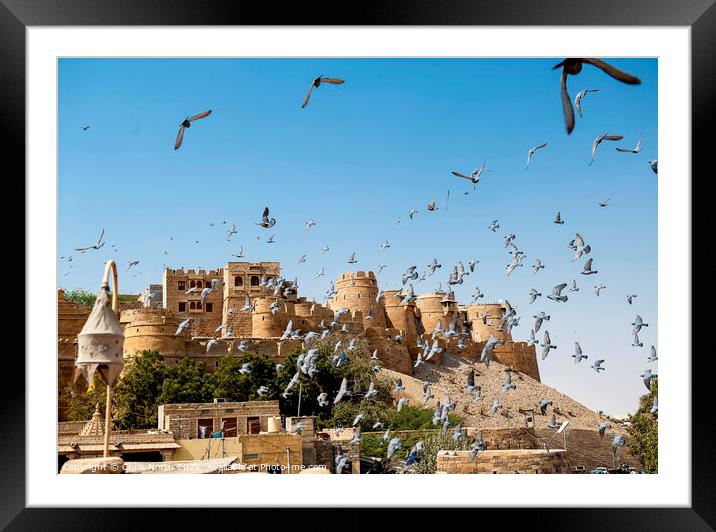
[[103, 385, 112, 458], [100, 260, 119, 460]]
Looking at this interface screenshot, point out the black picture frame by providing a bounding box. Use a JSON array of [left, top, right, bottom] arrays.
[[5, 0, 707, 529]]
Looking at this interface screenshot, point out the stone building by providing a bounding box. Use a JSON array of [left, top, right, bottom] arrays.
[[60, 260, 542, 414]]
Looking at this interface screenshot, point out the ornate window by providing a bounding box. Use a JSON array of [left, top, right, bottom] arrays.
[[189, 302, 196, 310], [250, 276, 260, 286], [190, 280, 196, 288], [177, 281, 185, 291], [235, 276, 243, 287]]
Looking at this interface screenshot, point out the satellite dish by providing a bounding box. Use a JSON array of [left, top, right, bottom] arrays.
[[556, 420, 570, 434]]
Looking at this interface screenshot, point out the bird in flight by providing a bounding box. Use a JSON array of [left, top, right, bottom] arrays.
[[574, 88, 600, 117], [590, 133, 624, 165], [256, 207, 277, 228], [174, 110, 212, 150], [616, 134, 643, 153], [301, 75, 345, 109], [80, 125, 91, 131], [526, 143, 548, 170], [553, 58, 641, 134], [452, 161, 489, 189], [74, 228, 105, 251]]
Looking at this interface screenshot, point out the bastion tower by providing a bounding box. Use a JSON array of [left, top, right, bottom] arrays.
[[466, 303, 513, 343], [329, 271, 387, 330]]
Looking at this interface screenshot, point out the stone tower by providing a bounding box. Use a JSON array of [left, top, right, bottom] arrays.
[[383, 289, 421, 347], [120, 308, 188, 361], [251, 296, 291, 338], [415, 292, 458, 334], [330, 271, 386, 330], [466, 303, 513, 342]]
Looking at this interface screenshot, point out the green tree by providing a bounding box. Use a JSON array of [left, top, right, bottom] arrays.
[[212, 353, 277, 401], [627, 378, 658, 472], [113, 350, 170, 429], [411, 431, 473, 474], [62, 288, 96, 307], [158, 358, 215, 405], [64, 374, 107, 421]]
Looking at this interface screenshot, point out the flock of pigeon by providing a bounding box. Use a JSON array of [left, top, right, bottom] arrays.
[[66, 60, 657, 468]]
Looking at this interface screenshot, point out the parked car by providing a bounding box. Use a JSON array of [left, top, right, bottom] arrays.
[[590, 467, 610, 474]]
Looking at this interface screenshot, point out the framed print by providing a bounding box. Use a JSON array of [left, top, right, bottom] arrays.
[[6, 0, 709, 528]]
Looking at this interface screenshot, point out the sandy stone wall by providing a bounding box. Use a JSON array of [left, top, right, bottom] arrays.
[[534, 427, 640, 471], [437, 449, 570, 474], [466, 303, 513, 342], [383, 290, 422, 348], [330, 271, 387, 329], [162, 267, 225, 336], [57, 290, 92, 421], [159, 400, 280, 439], [365, 327, 413, 374]]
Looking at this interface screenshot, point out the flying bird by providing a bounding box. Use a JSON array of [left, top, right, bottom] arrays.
[[573, 342, 588, 363], [174, 110, 212, 150], [590, 133, 624, 165], [582, 258, 598, 275], [649, 160, 658, 174], [256, 207, 277, 228], [616, 134, 643, 153], [554, 211, 564, 224], [301, 75, 345, 109], [553, 58, 640, 134], [574, 88, 600, 117], [547, 283, 568, 303], [74, 228, 105, 251], [526, 143, 548, 170]]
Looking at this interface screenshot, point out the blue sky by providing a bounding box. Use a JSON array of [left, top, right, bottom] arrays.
[[58, 58, 657, 416]]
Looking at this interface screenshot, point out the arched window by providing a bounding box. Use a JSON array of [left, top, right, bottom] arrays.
[[234, 276, 243, 287], [190, 280, 196, 288], [190, 302, 196, 310], [197, 280, 203, 288], [197, 301, 203, 310], [251, 276, 260, 286]]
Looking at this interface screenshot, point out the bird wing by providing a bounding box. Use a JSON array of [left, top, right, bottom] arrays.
[[615, 147, 635, 152], [301, 83, 314, 109], [584, 258, 593, 270], [320, 78, 345, 84], [95, 228, 104, 246], [174, 125, 185, 150], [603, 135, 624, 141], [560, 69, 575, 134], [584, 58, 641, 84], [575, 342, 582, 355], [553, 283, 567, 295], [574, 233, 585, 247], [189, 110, 212, 121], [451, 171, 471, 180]]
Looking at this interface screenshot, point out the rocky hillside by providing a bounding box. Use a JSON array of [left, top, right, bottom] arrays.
[[382, 352, 612, 432]]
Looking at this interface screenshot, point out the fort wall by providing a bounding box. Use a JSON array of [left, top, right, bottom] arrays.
[[467, 303, 513, 342], [329, 271, 386, 329], [437, 449, 570, 474]]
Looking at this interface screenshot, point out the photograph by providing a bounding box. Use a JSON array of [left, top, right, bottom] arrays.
[[55, 56, 659, 477]]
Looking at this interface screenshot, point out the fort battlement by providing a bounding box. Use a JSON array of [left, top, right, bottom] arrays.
[[336, 271, 377, 282], [167, 268, 223, 277]]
